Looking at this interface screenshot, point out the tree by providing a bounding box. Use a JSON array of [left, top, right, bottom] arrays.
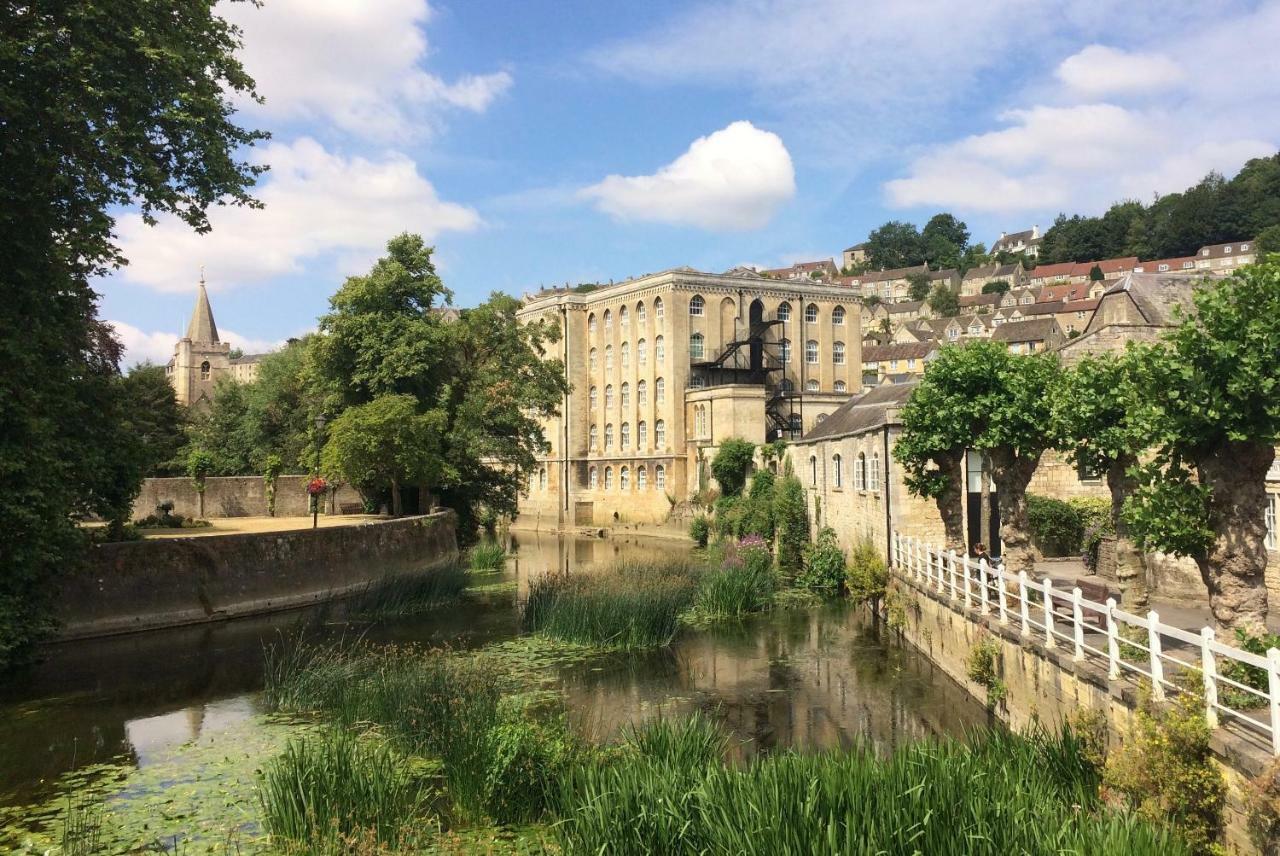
[[865, 221, 925, 270], [862, 294, 882, 309], [921, 213, 970, 270], [263, 454, 284, 518], [773, 470, 809, 578], [711, 438, 756, 497], [0, 2, 264, 669], [906, 272, 932, 301], [322, 395, 445, 517], [1052, 353, 1151, 612], [121, 364, 186, 476], [1256, 224, 1280, 254], [926, 284, 960, 318], [982, 280, 1010, 295], [186, 449, 215, 519], [1124, 259, 1280, 634], [1089, 264, 1104, 282]]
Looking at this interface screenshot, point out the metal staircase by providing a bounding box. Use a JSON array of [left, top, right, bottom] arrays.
[[690, 315, 800, 441]]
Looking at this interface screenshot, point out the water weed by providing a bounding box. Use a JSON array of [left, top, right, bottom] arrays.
[[468, 540, 508, 571], [347, 563, 470, 618]]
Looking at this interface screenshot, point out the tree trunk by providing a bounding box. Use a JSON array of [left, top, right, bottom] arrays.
[[933, 449, 967, 553], [1108, 454, 1148, 613], [979, 453, 992, 551], [391, 478, 403, 517], [1195, 440, 1273, 636], [990, 448, 1042, 576]]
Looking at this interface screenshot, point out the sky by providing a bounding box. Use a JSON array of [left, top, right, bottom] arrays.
[[104, 0, 1280, 365]]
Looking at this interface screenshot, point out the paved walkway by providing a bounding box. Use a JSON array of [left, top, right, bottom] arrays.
[[138, 514, 385, 539]]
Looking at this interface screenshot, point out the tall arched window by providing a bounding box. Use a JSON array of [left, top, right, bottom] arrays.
[[857, 453, 868, 490], [604, 466, 614, 489], [637, 380, 647, 406], [638, 420, 648, 448], [637, 466, 648, 490], [620, 466, 630, 490], [637, 301, 647, 323], [832, 305, 846, 325], [806, 379, 819, 392], [637, 338, 647, 366], [588, 466, 598, 489], [604, 423, 614, 449], [603, 309, 612, 330], [588, 313, 597, 334], [605, 345, 613, 372], [833, 341, 846, 364], [200, 360, 211, 380], [833, 454, 843, 487], [690, 333, 704, 360], [605, 384, 614, 408], [589, 348, 598, 371], [777, 301, 791, 322], [655, 377, 665, 403], [779, 338, 791, 363], [621, 342, 630, 368], [869, 452, 881, 492], [806, 340, 819, 364], [621, 422, 631, 448], [805, 303, 819, 323], [620, 306, 629, 327], [654, 297, 664, 319], [780, 378, 794, 393], [809, 455, 818, 485], [539, 468, 547, 490], [589, 424, 598, 450], [689, 295, 705, 316], [655, 336, 665, 363], [655, 465, 666, 489], [620, 382, 630, 408], [589, 386, 598, 409], [655, 419, 666, 447]]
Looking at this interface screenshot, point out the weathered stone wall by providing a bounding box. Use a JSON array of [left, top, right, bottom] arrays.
[[56, 512, 457, 639], [1025, 449, 1109, 501], [132, 475, 362, 520]]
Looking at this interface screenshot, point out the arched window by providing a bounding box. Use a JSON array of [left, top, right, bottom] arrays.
[[620, 382, 630, 408], [588, 313, 597, 334], [539, 468, 547, 490], [869, 452, 881, 492], [779, 338, 791, 363], [620, 466, 630, 490], [832, 305, 846, 325], [655, 336, 665, 363], [638, 420, 647, 447], [806, 340, 819, 364], [620, 306, 629, 327], [833, 454, 843, 487], [809, 455, 818, 485], [690, 376, 706, 389], [655, 419, 666, 447], [604, 309, 612, 330], [589, 386, 598, 409], [605, 345, 613, 371], [777, 301, 791, 322], [655, 377, 666, 403], [690, 295, 705, 316], [605, 384, 614, 408], [806, 379, 819, 392], [605, 423, 614, 449], [621, 422, 631, 448], [604, 466, 614, 490], [637, 338, 647, 366], [834, 380, 847, 393], [690, 333, 704, 360], [805, 303, 819, 323], [637, 301, 647, 323], [200, 360, 211, 380], [621, 342, 630, 368], [589, 348, 598, 371], [655, 297, 664, 319], [655, 465, 666, 489], [780, 378, 794, 393], [854, 452, 865, 490], [589, 424, 598, 450], [589, 466, 598, 489], [637, 466, 648, 490], [637, 380, 647, 406], [833, 341, 846, 364], [789, 413, 803, 435]]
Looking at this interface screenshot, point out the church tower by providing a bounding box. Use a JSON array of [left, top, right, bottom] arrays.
[[168, 276, 231, 407]]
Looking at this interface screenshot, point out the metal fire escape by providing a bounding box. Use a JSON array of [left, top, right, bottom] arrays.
[[690, 314, 800, 442]]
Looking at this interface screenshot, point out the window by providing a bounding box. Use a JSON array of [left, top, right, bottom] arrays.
[[604, 309, 612, 330], [656, 377, 665, 403], [589, 386, 598, 409], [620, 306, 629, 327], [655, 336, 665, 363], [805, 303, 818, 323], [621, 422, 631, 448], [589, 348, 598, 371], [605, 345, 613, 372], [638, 420, 647, 448], [806, 379, 819, 392], [589, 466, 598, 489], [637, 380, 647, 406], [589, 425, 598, 450], [805, 340, 818, 364], [539, 468, 547, 490], [690, 333, 705, 360], [588, 314, 597, 334], [655, 465, 666, 490], [832, 305, 846, 325], [1077, 459, 1103, 482], [779, 339, 791, 363], [690, 376, 706, 389], [834, 380, 847, 393], [833, 341, 846, 364], [907, 358, 916, 370], [948, 327, 959, 341], [620, 466, 630, 490], [833, 454, 843, 487], [200, 360, 211, 380], [621, 342, 629, 368], [655, 419, 666, 447], [637, 338, 647, 366], [605, 384, 614, 408], [621, 382, 630, 408], [604, 466, 614, 490], [605, 423, 614, 449], [790, 414, 803, 435], [809, 455, 818, 485], [854, 453, 865, 490], [690, 295, 705, 316], [637, 302, 647, 323], [777, 302, 791, 322], [1225, 245, 1233, 254], [655, 297, 664, 319], [780, 378, 793, 393], [869, 452, 880, 492], [637, 466, 648, 490], [1268, 494, 1277, 551]]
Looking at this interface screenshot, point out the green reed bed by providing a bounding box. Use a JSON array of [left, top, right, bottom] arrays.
[[553, 717, 1191, 856], [346, 562, 470, 618], [691, 535, 777, 620], [468, 539, 508, 571], [520, 561, 700, 649]]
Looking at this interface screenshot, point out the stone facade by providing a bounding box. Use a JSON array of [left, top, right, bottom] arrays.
[[132, 475, 363, 521], [166, 278, 264, 407]]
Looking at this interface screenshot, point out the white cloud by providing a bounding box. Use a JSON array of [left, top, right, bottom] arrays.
[[220, 0, 511, 140], [1055, 45, 1184, 98], [579, 121, 795, 231], [114, 138, 482, 292], [109, 320, 281, 367]]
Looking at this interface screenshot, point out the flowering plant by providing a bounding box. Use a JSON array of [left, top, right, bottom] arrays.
[[306, 477, 328, 496]]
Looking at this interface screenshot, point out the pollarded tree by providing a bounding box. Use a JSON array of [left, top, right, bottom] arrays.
[[711, 438, 756, 497], [894, 364, 970, 553], [1052, 352, 1151, 611], [1124, 258, 1280, 635]]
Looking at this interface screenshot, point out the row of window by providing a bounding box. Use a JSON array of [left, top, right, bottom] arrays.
[[588, 298, 849, 331], [811, 451, 881, 492], [589, 299, 662, 334], [775, 339, 846, 364], [589, 379, 665, 409], [588, 464, 667, 491], [587, 337, 847, 370], [778, 378, 848, 393], [588, 338, 662, 371], [589, 420, 666, 451]]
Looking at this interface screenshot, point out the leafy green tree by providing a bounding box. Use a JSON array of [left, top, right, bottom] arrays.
[[1088, 264, 1104, 282], [959, 242, 992, 274], [263, 454, 284, 518], [773, 470, 809, 578], [711, 438, 756, 497], [739, 469, 776, 540], [862, 294, 882, 309], [865, 221, 925, 270], [926, 284, 960, 317], [186, 449, 215, 519], [1124, 260, 1280, 634], [982, 280, 1011, 295], [322, 395, 444, 516], [0, 1, 263, 669], [906, 272, 932, 301], [1256, 224, 1280, 254], [921, 213, 970, 270], [121, 363, 187, 476]]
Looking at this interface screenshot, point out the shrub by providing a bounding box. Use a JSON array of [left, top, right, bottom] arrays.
[[482, 705, 575, 824], [713, 496, 743, 539], [965, 634, 1007, 707], [847, 539, 888, 608], [772, 474, 809, 579], [695, 536, 776, 618], [737, 470, 776, 540], [1218, 627, 1280, 709], [796, 527, 846, 592], [688, 516, 710, 548], [347, 564, 469, 618], [468, 539, 507, 571], [710, 438, 756, 497], [1028, 494, 1084, 556]]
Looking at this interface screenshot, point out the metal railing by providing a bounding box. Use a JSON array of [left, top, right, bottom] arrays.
[[891, 532, 1280, 754]]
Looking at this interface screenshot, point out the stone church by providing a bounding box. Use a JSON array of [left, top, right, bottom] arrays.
[[166, 278, 264, 406]]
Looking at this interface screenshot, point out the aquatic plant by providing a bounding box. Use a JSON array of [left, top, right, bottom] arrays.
[[688, 515, 710, 547], [796, 527, 846, 592], [520, 561, 699, 649], [468, 540, 507, 571], [693, 537, 776, 619], [847, 538, 889, 608], [554, 717, 1190, 855], [346, 563, 469, 618]]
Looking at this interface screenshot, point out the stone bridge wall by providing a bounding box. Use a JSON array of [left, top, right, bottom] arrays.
[[131, 475, 363, 520]]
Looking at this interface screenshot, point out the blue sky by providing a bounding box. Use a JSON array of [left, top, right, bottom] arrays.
[[104, 0, 1280, 364]]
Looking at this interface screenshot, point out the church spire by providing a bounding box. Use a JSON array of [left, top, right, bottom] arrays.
[[185, 272, 220, 344]]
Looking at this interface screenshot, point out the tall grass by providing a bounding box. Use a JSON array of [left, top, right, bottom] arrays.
[[692, 561, 775, 619], [258, 728, 432, 852], [468, 540, 507, 571], [554, 718, 1191, 855], [521, 561, 699, 649], [347, 563, 469, 618]]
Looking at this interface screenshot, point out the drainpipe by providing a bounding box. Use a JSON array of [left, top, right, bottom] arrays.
[[883, 424, 893, 562], [561, 303, 571, 528]]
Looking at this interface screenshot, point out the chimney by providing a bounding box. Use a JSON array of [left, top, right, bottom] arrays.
[[1032, 225, 1039, 239]]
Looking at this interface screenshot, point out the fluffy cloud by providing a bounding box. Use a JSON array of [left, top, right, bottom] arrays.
[[1055, 45, 1184, 98], [220, 0, 511, 140], [114, 138, 481, 292], [108, 320, 281, 367], [579, 121, 795, 231]]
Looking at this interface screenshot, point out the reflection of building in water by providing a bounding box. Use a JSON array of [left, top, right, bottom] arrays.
[[122, 697, 255, 767], [506, 531, 689, 598]]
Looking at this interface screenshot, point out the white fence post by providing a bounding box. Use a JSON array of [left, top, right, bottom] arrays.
[[1200, 628, 1218, 729], [1148, 611, 1165, 701], [978, 559, 990, 614], [1268, 648, 1280, 756], [996, 569, 1009, 625], [911, 539, 920, 581], [934, 547, 944, 594], [948, 550, 958, 601], [1043, 578, 1056, 648], [963, 555, 973, 608], [1105, 598, 1120, 679], [1071, 587, 1085, 660], [1018, 571, 1031, 636]]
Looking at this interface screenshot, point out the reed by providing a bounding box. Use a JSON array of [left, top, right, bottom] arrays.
[[346, 563, 469, 618], [521, 561, 699, 649], [468, 540, 507, 571], [692, 562, 775, 619], [554, 718, 1191, 856]]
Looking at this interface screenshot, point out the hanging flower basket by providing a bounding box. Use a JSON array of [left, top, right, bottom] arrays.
[[306, 477, 328, 497]]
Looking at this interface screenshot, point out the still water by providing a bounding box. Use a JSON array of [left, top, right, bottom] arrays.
[[0, 531, 990, 841]]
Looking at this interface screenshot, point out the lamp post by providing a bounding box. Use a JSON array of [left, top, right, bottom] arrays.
[[312, 412, 327, 529]]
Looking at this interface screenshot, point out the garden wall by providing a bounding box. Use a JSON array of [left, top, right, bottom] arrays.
[[55, 512, 457, 640], [131, 475, 363, 520]]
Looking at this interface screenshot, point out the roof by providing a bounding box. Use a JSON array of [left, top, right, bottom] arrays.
[[962, 262, 1022, 281], [843, 242, 868, 252], [958, 292, 1001, 308], [801, 382, 918, 441], [230, 352, 267, 365], [1028, 262, 1077, 281], [886, 300, 925, 315], [1197, 239, 1256, 259], [991, 318, 1060, 343], [1100, 271, 1204, 326], [1134, 256, 1198, 273], [1038, 282, 1099, 302], [928, 268, 960, 281], [1021, 299, 1099, 316], [862, 341, 938, 362], [762, 259, 836, 277], [851, 263, 929, 284], [186, 281, 220, 344], [993, 229, 1036, 251]]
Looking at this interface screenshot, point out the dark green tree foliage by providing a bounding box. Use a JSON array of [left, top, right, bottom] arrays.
[[865, 220, 926, 270], [982, 280, 1011, 295], [1088, 264, 1104, 281], [738, 470, 776, 540], [921, 213, 970, 271], [710, 438, 756, 497], [121, 364, 187, 476], [906, 272, 932, 301], [927, 284, 960, 317], [0, 1, 264, 669], [322, 395, 444, 516], [773, 472, 809, 578], [1124, 259, 1280, 633], [1257, 225, 1280, 254]]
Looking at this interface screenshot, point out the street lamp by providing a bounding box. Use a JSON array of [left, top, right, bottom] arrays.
[[312, 412, 327, 529]]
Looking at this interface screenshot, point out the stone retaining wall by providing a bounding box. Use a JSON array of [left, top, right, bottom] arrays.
[[55, 512, 457, 640], [131, 475, 363, 521]]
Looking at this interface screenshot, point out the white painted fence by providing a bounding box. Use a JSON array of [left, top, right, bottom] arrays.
[[891, 532, 1280, 754]]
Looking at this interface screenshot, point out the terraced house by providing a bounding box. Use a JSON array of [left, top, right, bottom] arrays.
[[516, 267, 861, 527]]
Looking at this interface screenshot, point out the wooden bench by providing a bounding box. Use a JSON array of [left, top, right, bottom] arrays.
[[338, 502, 365, 515], [1045, 576, 1114, 630]]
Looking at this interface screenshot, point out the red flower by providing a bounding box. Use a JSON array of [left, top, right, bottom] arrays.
[[307, 477, 328, 496]]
